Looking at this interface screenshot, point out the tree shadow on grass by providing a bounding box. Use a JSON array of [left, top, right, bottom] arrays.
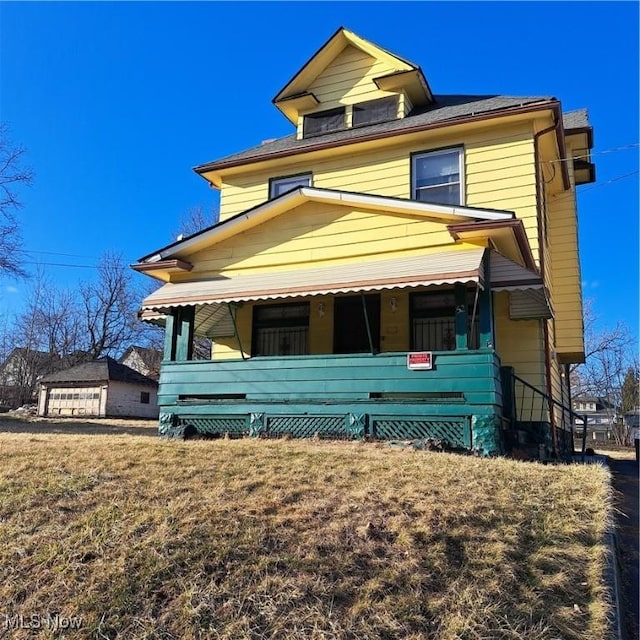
[[0, 418, 158, 438]]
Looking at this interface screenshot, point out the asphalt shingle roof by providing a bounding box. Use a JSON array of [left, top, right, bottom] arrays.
[[196, 94, 557, 171], [562, 108, 590, 130], [40, 356, 158, 387]]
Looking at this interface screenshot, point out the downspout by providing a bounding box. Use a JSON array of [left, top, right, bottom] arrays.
[[534, 109, 562, 457]]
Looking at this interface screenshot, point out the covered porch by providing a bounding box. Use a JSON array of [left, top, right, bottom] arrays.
[[142, 247, 559, 455]]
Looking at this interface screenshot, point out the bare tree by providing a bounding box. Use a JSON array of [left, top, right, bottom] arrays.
[[80, 251, 148, 359], [571, 299, 638, 444], [2, 270, 62, 406], [0, 123, 33, 278], [174, 204, 218, 240]]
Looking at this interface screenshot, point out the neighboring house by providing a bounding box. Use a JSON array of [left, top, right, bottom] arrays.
[[119, 346, 163, 381], [132, 28, 594, 456], [38, 356, 159, 419], [0, 348, 62, 408], [572, 396, 617, 442]]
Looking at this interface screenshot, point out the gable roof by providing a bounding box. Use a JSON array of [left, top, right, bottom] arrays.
[[40, 356, 157, 387], [133, 186, 515, 267], [273, 27, 433, 123], [1, 348, 61, 371], [195, 94, 557, 178], [119, 345, 163, 367]]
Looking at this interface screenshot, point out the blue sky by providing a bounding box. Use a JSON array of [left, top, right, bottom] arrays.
[[1, 1, 638, 341]]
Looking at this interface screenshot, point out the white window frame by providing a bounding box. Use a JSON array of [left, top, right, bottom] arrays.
[[269, 173, 312, 199], [411, 147, 464, 206]]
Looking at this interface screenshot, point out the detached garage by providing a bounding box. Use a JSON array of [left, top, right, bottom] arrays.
[[38, 356, 159, 419]]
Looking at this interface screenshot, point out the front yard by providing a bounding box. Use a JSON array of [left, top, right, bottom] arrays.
[[0, 431, 612, 639]]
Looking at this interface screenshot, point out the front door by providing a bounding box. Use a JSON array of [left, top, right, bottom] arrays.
[[333, 294, 381, 354]]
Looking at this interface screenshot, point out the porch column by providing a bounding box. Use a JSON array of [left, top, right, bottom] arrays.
[[454, 283, 468, 350], [164, 306, 195, 362], [478, 255, 494, 349]]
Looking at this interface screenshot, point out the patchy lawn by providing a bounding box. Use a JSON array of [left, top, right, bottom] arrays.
[[0, 435, 612, 639]]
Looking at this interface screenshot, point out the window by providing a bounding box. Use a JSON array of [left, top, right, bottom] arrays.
[[410, 289, 478, 351], [303, 107, 346, 138], [411, 147, 463, 205], [140, 391, 150, 404], [352, 96, 398, 127], [269, 173, 312, 199], [252, 302, 310, 356]]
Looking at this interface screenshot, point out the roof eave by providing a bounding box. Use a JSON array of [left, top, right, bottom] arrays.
[[448, 219, 537, 272], [194, 100, 560, 177], [136, 187, 515, 263]]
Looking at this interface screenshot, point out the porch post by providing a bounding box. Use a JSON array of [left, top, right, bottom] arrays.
[[175, 306, 195, 361], [164, 311, 177, 361], [454, 284, 468, 350], [478, 255, 494, 349]]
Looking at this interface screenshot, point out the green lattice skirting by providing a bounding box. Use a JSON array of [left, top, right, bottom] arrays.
[[173, 413, 472, 448]]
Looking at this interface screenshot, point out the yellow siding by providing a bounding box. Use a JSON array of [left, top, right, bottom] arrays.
[[179, 202, 462, 279], [218, 124, 539, 261], [211, 303, 251, 359], [546, 155, 584, 360], [380, 290, 409, 352], [493, 291, 545, 389], [306, 45, 398, 111]]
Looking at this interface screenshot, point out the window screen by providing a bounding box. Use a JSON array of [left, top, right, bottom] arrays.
[[303, 107, 346, 137], [352, 96, 398, 127]]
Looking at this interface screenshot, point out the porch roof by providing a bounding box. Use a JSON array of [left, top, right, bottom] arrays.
[[142, 248, 486, 310], [141, 248, 549, 337]]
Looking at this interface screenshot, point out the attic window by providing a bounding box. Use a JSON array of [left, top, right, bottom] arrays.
[[352, 96, 398, 127], [303, 107, 346, 138], [269, 173, 312, 199]]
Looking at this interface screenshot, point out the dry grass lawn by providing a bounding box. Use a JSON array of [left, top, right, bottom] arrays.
[[0, 433, 612, 639]]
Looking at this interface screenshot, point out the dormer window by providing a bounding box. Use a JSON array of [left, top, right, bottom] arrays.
[[352, 96, 398, 127], [303, 107, 346, 138]]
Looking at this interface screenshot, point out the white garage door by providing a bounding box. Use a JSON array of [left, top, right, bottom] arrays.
[[46, 386, 102, 416]]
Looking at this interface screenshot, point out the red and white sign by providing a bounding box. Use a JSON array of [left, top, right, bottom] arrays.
[[407, 351, 433, 370]]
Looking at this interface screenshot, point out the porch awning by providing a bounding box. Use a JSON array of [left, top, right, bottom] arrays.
[[140, 248, 551, 337], [141, 248, 486, 310]]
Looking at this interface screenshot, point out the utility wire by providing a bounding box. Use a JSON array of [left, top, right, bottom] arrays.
[[579, 170, 639, 193], [22, 261, 97, 269], [22, 250, 97, 259], [543, 142, 639, 165]]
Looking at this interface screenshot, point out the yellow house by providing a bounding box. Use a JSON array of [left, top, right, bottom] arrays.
[[133, 27, 595, 457]]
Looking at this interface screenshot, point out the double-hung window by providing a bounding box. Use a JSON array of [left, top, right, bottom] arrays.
[[269, 173, 312, 199], [411, 147, 464, 205]]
